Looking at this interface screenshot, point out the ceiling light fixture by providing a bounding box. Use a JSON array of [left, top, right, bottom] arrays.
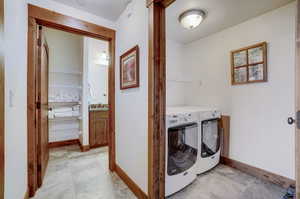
[[179, 9, 206, 30]]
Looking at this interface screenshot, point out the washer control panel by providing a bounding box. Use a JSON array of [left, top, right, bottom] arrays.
[[167, 112, 197, 126]]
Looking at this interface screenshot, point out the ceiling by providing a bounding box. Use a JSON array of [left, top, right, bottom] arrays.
[[51, 0, 131, 21], [166, 0, 295, 44]]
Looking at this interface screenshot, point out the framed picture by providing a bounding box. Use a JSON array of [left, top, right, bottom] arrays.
[[120, 45, 139, 90], [231, 42, 267, 85]]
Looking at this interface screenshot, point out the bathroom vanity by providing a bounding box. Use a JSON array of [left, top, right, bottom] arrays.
[[89, 105, 109, 148]]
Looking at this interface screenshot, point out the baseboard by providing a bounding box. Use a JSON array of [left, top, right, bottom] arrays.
[[90, 143, 108, 149], [48, 139, 79, 148], [115, 164, 148, 199], [79, 141, 90, 152], [24, 187, 29, 199], [221, 156, 295, 188]]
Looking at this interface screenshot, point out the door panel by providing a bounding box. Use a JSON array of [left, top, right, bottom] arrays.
[[89, 112, 96, 147], [37, 26, 49, 187], [95, 118, 108, 146], [89, 111, 108, 148]]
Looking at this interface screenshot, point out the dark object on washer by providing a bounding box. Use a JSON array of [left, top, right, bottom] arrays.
[[282, 185, 295, 199]]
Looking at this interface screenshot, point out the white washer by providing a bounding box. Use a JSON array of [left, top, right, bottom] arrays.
[[165, 108, 199, 197], [166, 106, 221, 175]]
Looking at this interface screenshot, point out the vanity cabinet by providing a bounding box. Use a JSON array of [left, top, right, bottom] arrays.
[[89, 110, 109, 148]]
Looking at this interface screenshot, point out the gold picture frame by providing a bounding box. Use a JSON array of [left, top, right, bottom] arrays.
[[231, 42, 267, 85]]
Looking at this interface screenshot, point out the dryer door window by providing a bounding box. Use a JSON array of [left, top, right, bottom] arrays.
[[168, 123, 198, 176], [201, 119, 220, 158]]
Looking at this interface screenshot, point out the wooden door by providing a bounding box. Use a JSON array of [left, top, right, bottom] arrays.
[[37, 26, 49, 187]]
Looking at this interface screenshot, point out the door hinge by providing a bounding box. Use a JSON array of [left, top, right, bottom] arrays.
[[36, 101, 41, 109]]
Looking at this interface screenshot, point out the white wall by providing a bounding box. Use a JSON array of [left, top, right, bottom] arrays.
[[87, 38, 109, 105], [182, 2, 296, 179], [27, 0, 115, 30], [4, 0, 116, 198], [166, 39, 186, 106], [4, 0, 28, 198], [115, 0, 148, 193], [82, 37, 109, 146], [45, 28, 83, 74]]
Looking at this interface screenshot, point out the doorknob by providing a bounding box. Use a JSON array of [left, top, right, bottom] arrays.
[[287, 117, 295, 125]]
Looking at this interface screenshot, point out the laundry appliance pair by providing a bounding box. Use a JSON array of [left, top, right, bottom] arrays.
[[165, 106, 221, 196]]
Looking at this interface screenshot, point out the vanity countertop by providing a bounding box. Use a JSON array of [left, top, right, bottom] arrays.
[[89, 104, 109, 112], [89, 107, 109, 112]]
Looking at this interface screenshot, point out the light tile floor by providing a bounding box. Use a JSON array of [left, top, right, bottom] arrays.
[[31, 145, 136, 199], [32, 145, 286, 199], [168, 165, 286, 199]]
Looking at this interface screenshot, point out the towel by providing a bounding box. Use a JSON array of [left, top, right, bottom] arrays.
[[72, 105, 80, 111], [72, 110, 80, 117], [54, 112, 73, 118], [53, 107, 73, 113]]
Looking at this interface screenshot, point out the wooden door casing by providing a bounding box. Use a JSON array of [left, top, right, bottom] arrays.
[[27, 5, 116, 197], [37, 26, 49, 187]]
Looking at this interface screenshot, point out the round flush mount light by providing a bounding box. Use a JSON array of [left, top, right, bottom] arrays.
[[179, 9, 206, 30]]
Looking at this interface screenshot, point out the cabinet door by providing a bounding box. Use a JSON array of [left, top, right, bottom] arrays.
[[95, 117, 108, 146], [95, 111, 108, 146], [89, 111, 108, 148], [89, 112, 96, 147]]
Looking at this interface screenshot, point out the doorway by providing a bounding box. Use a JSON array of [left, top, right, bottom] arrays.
[[27, 5, 116, 197], [148, 0, 300, 198]]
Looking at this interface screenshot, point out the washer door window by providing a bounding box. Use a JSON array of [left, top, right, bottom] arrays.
[[168, 123, 198, 176], [201, 119, 220, 158]]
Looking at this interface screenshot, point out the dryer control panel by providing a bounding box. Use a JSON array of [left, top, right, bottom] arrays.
[[166, 112, 198, 127]]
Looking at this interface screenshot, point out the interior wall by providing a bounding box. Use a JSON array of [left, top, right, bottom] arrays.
[[4, 0, 116, 198], [0, 0, 4, 197], [27, 0, 116, 30], [45, 28, 83, 74], [166, 39, 186, 106], [87, 38, 109, 105], [115, 0, 148, 193], [182, 2, 296, 179], [4, 0, 28, 198], [45, 27, 83, 142], [82, 37, 109, 146]]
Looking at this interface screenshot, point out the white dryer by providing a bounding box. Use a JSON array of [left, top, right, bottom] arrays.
[[165, 108, 199, 197], [197, 109, 221, 174]]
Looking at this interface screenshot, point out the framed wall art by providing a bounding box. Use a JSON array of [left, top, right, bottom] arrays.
[[231, 42, 267, 85], [120, 45, 139, 90]]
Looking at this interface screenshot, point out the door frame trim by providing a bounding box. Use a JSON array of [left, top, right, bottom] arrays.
[[147, 0, 175, 198], [27, 5, 116, 197]]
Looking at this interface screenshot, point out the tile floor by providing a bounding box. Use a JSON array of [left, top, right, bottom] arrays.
[[32, 145, 286, 199], [168, 165, 286, 199], [31, 145, 136, 199]]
